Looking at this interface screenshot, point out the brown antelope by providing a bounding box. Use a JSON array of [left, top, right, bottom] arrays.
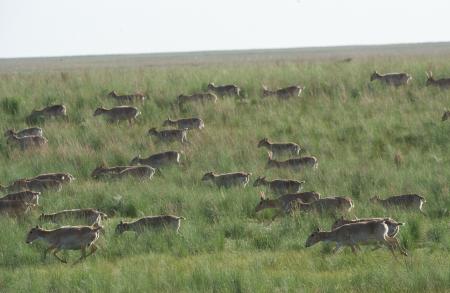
[[25, 225, 102, 264], [426, 71, 450, 88], [202, 171, 252, 188], [40, 209, 107, 225], [254, 191, 320, 218], [91, 165, 132, 179], [4, 127, 43, 138], [370, 71, 412, 86], [332, 216, 403, 238], [266, 152, 318, 170], [115, 215, 185, 234], [253, 176, 305, 195], [130, 151, 181, 168], [442, 110, 450, 121], [26, 105, 67, 124], [305, 220, 408, 257], [163, 117, 204, 130], [177, 92, 218, 106], [148, 128, 188, 144], [262, 85, 304, 99], [207, 83, 241, 97], [16, 172, 75, 184], [370, 194, 426, 214], [107, 90, 146, 103], [258, 138, 301, 157], [6, 134, 48, 150], [93, 106, 140, 124], [0, 190, 40, 205], [0, 179, 63, 193], [112, 165, 156, 180], [0, 199, 36, 216], [298, 196, 354, 215]]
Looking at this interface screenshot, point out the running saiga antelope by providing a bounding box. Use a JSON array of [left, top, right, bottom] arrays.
[[107, 90, 146, 103], [426, 71, 450, 88], [6, 134, 48, 150], [254, 191, 320, 218], [253, 176, 305, 195], [94, 106, 140, 124], [305, 220, 408, 257], [25, 225, 102, 264], [40, 208, 108, 226], [370, 194, 426, 214], [332, 216, 403, 238], [202, 171, 252, 188], [370, 71, 412, 86], [163, 117, 204, 130], [148, 128, 189, 144], [26, 105, 67, 124], [0, 200, 36, 216], [130, 151, 181, 168], [4, 127, 43, 138], [15, 172, 75, 184], [266, 152, 318, 170], [177, 92, 217, 106], [115, 215, 185, 235], [0, 190, 40, 205], [0, 178, 63, 193], [91, 165, 132, 179], [262, 85, 304, 99], [207, 83, 241, 97], [257, 138, 301, 158]]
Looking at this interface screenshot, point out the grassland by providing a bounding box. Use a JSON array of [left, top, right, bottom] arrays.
[[0, 45, 450, 292]]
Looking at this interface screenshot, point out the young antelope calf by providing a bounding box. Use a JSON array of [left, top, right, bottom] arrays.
[[370, 71, 412, 86], [0, 190, 40, 205], [370, 194, 426, 214], [115, 215, 185, 235], [108, 90, 146, 103], [262, 85, 304, 99], [26, 225, 102, 264], [332, 216, 403, 238], [0, 199, 35, 216], [426, 71, 450, 88], [207, 83, 241, 97], [40, 208, 107, 226], [163, 117, 205, 130], [305, 220, 407, 257], [148, 128, 188, 144], [267, 152, 318, 170], [255, 191, 320, 218], [177, 92, 218, 106], [90, 165, 132, 179], [94, 106, 140, 124], [257, 138, 301, 158], [26, 105, 67, 124], [1, 178, 63, 193], [4, 127, 43, 138], [253, 176, 305, 195], [202, 172, 252, 188], [130, 151, 181, 168], [112, 165, 156, 180], [6, 134, 48, 150]]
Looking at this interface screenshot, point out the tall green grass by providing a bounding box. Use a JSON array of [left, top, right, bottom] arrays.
[[0, 55, 449, 292]]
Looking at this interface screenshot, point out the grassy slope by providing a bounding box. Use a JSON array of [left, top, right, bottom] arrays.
[[0, 53, 449, 292]]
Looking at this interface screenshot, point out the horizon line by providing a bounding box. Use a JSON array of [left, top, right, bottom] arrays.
[[2, 41, 450, 61]]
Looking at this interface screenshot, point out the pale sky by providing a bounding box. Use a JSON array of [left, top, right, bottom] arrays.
[[1, 0, 449, 58]]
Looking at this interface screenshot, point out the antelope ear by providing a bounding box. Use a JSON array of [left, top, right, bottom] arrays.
[[314, 227, 320, 232], [119, 220, 123, 225]]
